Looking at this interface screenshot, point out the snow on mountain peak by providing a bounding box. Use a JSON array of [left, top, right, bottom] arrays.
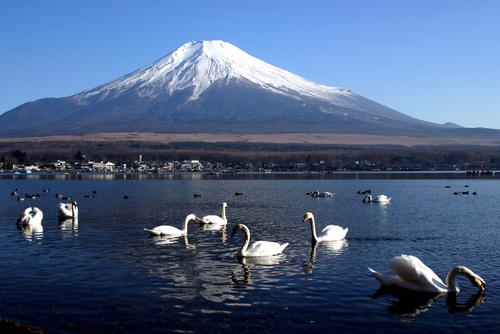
[[75, 40, 353, 103]]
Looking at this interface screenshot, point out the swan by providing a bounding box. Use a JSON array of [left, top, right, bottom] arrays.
[[368, 255, 485, 293], [198, 202, 228, 225], [58, 201, 78, 219], [363, 194, 391, 204], [144, 214, 197, 236], [17, 207, 43, 228], [303, 212, 348, 243], [231, 224, 289, 257]]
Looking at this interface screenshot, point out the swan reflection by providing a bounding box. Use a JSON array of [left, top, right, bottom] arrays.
[[231, 255, 286, 285], [18, 224, 44, 242], [149, 235, 195, 249], [306, 240, 348, 274], [371, 288, 485, 321], [58, 217, 79, 237], [199, 224, 228, 243]]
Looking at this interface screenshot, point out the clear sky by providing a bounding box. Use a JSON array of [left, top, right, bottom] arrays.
[[1, 0, 499, 128]]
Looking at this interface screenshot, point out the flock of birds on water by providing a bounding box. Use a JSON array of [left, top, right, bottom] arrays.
[[10, 184, 485, 297]]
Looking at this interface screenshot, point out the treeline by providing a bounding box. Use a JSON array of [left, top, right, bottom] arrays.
[[1, 140, 500, 169]]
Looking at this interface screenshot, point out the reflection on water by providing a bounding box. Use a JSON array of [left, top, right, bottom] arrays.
[[371, 288, 485, 322], [0, 178, 498, 333], [18, 224, 44, 242], [58, 217, 78, 238], [306, 240, 348, 274]]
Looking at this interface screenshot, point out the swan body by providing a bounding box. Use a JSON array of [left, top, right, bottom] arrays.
[[369, 255, 485, 293], [303, 212, 348, 243], [144, 214, 197, 236], [17, 207, 43, 228], [58, 201, 78, 219], [231, 224, 289, 257], [363, 194, 391, 204], [199, 202, 228, 225]]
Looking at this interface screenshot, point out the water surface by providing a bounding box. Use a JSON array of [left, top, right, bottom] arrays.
[[0, 178, 498, 333]]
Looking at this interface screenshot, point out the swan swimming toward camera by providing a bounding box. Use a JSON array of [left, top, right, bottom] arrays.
[[363, 194, 391, 204], [368, 255, 485, 293], [17, 207, 43, 228], [144, 214, 197, 236], [303, 212, 348, 243], [58, 201, 78, 219], [231, 224, 289, 257], [198, 202, 228, 225]]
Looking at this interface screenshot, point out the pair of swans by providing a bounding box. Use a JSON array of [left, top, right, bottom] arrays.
[[369, 254, 485, 294], [363, 194, 391, 204], [144, 202, 228, 236], [58, 201, 78, 219]]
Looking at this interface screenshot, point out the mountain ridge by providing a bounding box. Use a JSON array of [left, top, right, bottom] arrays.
[[0, 40, 497, 140]]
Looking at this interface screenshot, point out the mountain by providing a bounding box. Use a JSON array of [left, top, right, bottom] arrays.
[[0, 40, 497, 140]]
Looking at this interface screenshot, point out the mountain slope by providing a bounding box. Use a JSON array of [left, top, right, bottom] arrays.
[[0, 40, 492, 138]]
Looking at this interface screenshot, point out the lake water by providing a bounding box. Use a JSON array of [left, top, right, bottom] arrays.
[[0, 176, 498, 333]]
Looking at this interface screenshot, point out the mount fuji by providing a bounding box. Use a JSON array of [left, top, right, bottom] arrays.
[[0, 40, 493, 140]]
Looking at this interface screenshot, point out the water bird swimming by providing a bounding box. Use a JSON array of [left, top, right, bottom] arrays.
[[17, 207, 43, 228], [231, 223, 289, 257], [193, 193, 202, 198], [235, 192, 243, 196], [368, 255, 485, 293], [363, 194, 391, 204], [197, 202, 228, 226], [357, 189, 372, 194], [303, 212, 348, 243], [310, 191, 334, 198], [58, 201, 78, 219], [144, 214, 197, 236]]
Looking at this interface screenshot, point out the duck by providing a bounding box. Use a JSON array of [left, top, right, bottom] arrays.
[[198, 202, 228, 225], [231, 224, 289, 257], [58, 201, 78, 219], [17, 207, 43, 228], [311, 191, 334, 198], [144, 214, 197, 237], [235, 192, 243, 196], [303, 212, 348, 243], [368, 255, 485, 293], [363, 194, 391, 204]]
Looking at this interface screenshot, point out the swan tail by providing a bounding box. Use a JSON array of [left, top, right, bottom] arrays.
[[368, 268, 385, 285], [280, 243, 290, 252], [144, 228, 158, 235]]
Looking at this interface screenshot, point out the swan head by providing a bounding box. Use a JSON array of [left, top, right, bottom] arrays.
[[231, 223, 246, 237], [185, 213, 197, 222], [17, 213, 31, 225], [222, 202, 228, 207], [447, 266, 486, 292], [303, 212, 314, 222], [72, 201, 78, 207]]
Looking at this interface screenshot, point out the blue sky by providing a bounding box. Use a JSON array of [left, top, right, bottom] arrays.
[[1, 0, 499, 128]]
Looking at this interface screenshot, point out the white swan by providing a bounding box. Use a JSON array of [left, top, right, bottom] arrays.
[[231, 224, 289, 257], [363, 194, 391, 204], [303, 212, 348, 243], [58, 201, 78, 219], [369, 255, 485, 293], [198, 202, 228, 225], [144, 214, 197, 236], [17, 207, 43, 228]]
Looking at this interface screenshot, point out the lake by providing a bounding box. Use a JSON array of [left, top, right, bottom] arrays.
[[0, 176, 498, 333]]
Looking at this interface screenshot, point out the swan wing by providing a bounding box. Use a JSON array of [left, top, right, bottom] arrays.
[[319, 225, 348, 241], [389, 255, 446, 291], [247, 241, 288, 256], [201, 215, 226, 225]]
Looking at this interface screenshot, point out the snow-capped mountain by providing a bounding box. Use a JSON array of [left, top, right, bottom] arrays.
[[0, 40, 479, 137]]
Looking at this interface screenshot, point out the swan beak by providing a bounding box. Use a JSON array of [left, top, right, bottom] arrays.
[[303, 216, 310, 222], [480, 282, 486, 292]]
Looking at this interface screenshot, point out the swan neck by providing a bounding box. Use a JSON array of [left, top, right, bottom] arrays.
[[240, 225, 250, 256], [310, 216, 318, 243], [182, 216, 191, 233], [221, 205, 226, 220], [445, 267, 462, 292]]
